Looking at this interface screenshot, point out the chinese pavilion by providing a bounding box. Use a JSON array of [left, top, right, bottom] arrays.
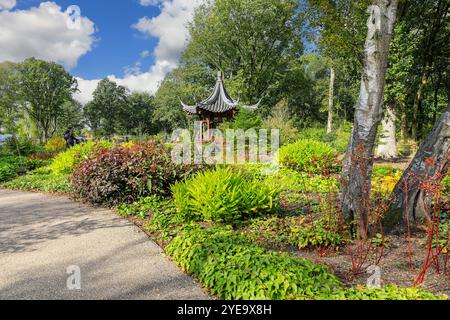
[[181, 71, 260, 130]]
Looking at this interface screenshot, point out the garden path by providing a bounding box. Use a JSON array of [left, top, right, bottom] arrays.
[[0, 190, 209, 300]]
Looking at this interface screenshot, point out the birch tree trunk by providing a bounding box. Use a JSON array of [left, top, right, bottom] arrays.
[[377, 104, 398, 159], [340, 0, 399, 223], [384, 103, 450, 232], [327, 66, 335, 134]]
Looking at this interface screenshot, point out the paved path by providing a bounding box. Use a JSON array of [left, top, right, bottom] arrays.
[[0, 190, 209, 300]]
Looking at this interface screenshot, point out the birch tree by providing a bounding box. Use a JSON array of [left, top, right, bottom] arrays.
[[340, 0, 399, 222], [384, 103, 450, 231]]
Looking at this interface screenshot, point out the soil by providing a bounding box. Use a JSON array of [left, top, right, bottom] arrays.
[[294, 233, 450, 297]]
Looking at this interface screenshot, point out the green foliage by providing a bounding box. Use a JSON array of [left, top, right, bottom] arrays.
[[263, 168, 339, 194], [117, 196, 164, 219], [186, 0, 302, 104], [1, 136, 38, 157], [166, 227, 444, 300], [1, 170, 70, 193], [50, 141, 112, 174], [166, 227, 342, 300], [221, 108, 262, 131], [44, 136, 67, 154], [0, 156, 48, 182], [172, 167, 281, 224], [328, 285, 446, 301], [261, 100, 299, 145], [71, 141, 202, 206], [278, 140, 339, 174], [18, 58, 78, 141], [242, 216, 345, 250], [298, 122, 352, 153]]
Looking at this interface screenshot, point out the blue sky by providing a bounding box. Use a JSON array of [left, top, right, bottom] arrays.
[[0, 0, 203, 103]]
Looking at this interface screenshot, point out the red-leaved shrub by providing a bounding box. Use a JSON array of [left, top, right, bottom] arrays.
[[71, 141, 202, 206]]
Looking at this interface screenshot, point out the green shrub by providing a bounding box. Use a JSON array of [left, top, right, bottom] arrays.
[[298, 122, 352, 154], [0, 156, 48, 182], [50, 141, 112, 174], [166, 227, 342, 300], [1, 136, 38, 156], [71, 141, 202, 206], [278, 140, 339, 174], [172, 167, 281, 224], [2, 170, 70, 193]]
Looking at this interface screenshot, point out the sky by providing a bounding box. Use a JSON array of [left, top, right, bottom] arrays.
[[0, 0, 204, 104]]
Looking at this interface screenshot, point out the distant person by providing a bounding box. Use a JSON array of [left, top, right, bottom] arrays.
[[64, 127, 78, 148]]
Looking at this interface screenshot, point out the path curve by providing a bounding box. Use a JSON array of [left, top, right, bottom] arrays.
[[0, 190, 209, 300]]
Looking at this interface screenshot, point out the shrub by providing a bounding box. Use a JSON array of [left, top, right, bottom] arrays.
[[71, 141, 201, 206], [44, 136, 67, 154], [278, 140, 339, 174], [1, 136, 37, 156], [166, 227, 342, 300], [0, 156, 48, 182], [50, 141, 111, 174], [298, 122, 352, 154], [172, 167, 281, 224]]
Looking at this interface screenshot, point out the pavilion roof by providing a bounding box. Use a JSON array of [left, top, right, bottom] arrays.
[[181, 71, 260, 115]]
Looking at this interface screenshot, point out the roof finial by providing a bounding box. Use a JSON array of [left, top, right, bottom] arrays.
[[217, 70, 222, 81]]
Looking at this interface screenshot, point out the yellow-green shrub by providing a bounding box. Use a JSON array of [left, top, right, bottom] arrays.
[[278, 140, 339, 174], [44, 137, 67, 154], [50, 141, 112, 174]]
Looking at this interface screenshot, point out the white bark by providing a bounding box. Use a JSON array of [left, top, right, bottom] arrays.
[[327, 66, 335, 134], [377, 105, 398, 159], [341, 0, 399, 222]]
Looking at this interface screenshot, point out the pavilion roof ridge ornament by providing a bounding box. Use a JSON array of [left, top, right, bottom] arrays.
[[180, 70, 260, 115]]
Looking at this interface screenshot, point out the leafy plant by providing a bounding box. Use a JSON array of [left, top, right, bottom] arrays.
[[71, 141, 202, 206], [1, 170, 70, 193], [44, 136, 67, 154], [242, 216, 345, 250], [278, 140, 339, 174], [50, 140, 112, 174], [1, 136, 38, 157], [0, 156, 48, 182], [166, 227, 342, 300], [117, 196, 164, 219], [172, 167, 281, 224]]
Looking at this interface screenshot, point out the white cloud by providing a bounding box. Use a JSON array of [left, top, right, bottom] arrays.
[[0, 2, 95, 68], [138, 0, 163, 7], [0, 0, 16, 11], [75, 0, 203, 104]]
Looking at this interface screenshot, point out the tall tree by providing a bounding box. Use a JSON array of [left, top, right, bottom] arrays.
[[18, 58, 77, 142], [120, 92, 156, 136], [186, 0, 303, 105], [0, 62, 20, 133], [84, 78, 128, 136], [340, 0, 399, 223]]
